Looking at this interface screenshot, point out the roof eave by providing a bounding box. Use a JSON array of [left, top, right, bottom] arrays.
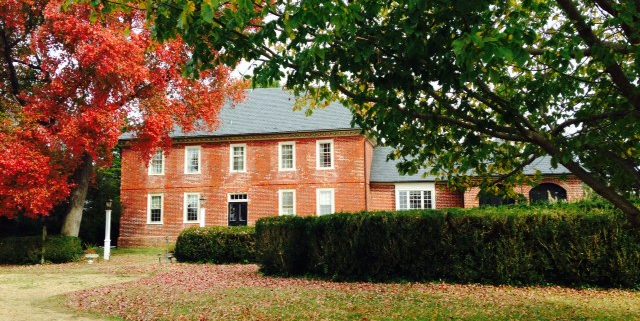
[[118, 128, 361, 146]]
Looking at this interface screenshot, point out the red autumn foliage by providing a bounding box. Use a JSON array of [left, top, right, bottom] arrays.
[[0, 0, 247, 218]]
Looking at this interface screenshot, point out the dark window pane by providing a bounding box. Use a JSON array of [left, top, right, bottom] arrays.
[[479, 185, 517, 207], [529, 183, 567, 204]]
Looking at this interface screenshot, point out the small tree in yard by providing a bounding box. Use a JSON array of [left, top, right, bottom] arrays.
[[0, 0, 246, 235], [97, 0, 640, 223]]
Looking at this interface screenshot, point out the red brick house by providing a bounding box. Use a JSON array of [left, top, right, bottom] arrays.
[[119, 88, 584, 246]]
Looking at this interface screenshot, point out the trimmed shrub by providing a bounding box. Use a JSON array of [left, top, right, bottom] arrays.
[[44, 236, 84, 263], [174, 226, 256, 263], [0, 236, 83, 264], [255, 215, 311, 275], [255, 203, 640, 288]]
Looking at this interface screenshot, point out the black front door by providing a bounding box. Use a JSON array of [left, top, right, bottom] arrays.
[[228, 202, 248, 226]]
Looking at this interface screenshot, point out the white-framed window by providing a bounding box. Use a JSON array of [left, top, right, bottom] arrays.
[[230, 144, 247, 173], [278, 142, 296, 171], [395, 183, 436, 210], [316, 139, 334, 170], [147, 194, 163, 224], [278, 190, 296, 215], [184, 146, 201, 174], [316, 188, 335, 215], [183, 193, 201, 223], [148, 150, 164, 175]]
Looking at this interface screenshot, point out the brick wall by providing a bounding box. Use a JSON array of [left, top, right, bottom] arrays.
[[513, 177, 584, 203], [120, 131, 586, 247], [462, 176, 584, 208], [369, 183, 395, 211], [436, 184, 465, 208], [119, 134, 374, 247], [369, 179, 581, 212], [369, 183, 464, 211]]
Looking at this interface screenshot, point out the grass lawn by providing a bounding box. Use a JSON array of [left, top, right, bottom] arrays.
[[2, 249, 639, 320], [66, 255, 640, 321]]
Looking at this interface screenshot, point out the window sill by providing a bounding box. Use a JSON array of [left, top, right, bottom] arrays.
[[147, 222, 164, 225]]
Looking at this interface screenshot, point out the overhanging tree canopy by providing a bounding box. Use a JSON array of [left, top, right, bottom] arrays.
[[0, 0, 246, 235], [101, 0, 639, 222]]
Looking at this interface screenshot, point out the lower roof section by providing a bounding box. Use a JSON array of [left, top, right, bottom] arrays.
[[370, 146, 572, 183]]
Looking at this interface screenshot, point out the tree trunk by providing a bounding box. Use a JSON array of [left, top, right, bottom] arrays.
[[40, 221, 46, 264], [61, 154, 93, 237], [0, 26, 21, 100], [558, 158, 640, 226], [531, 133, 640, 226]]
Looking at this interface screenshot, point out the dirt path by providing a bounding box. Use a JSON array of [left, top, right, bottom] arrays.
[[0, 249, 163, 321]]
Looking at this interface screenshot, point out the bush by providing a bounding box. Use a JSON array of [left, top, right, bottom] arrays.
[[255, 203, 640, 288], [44, 236, 84, 263], [255, 215, 310, 275], [174, 226, 256, 263], [0, 236, 83, 264]]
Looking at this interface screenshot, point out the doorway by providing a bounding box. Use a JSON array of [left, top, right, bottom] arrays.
[[228, 193, 248, 226]]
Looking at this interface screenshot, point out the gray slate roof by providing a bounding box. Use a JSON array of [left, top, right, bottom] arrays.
[[120, 88, 355, 140], [522, 157, 571, 175], [370, 147, 439, 182], [370, 146, 571, 183], [121, 88, 572, 182]]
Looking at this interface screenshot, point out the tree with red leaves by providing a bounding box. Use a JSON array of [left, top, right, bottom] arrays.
[[0, 0, 246, 236]]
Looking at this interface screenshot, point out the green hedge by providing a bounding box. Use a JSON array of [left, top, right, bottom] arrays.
[[0, 236, 83, 264], [174, 226, 256, 263], [256, 204, 640, 287]]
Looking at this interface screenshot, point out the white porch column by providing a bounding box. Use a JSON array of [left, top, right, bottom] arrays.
[[104, 199, 112, 261]]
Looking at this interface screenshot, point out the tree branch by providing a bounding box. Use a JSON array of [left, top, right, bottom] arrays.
[[528, 129, 640, 225], [489, 153, 539, 187], [551, 109, 639, 135], [399, 102, 530, 143], [593, 0, 640, 44], [556, 0, 640, 111], [525, 42, 632, 56], [0, 26, 25, 105], [12, 58, 42, 70], [472, 81, 538, 133]]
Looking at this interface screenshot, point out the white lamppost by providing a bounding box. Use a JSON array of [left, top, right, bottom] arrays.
[[104, 199, 112, 261], [199, 195, 206, 228]]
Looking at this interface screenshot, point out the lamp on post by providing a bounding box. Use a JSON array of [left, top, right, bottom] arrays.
[[104, 199, 113, 261], [199, 195, 206, 228]]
